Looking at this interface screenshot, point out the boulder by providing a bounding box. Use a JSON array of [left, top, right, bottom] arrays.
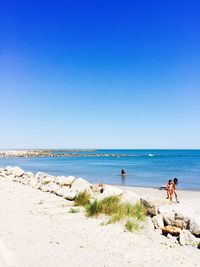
[[152, 214, 164, 229], [173, 219, 187, 229], [40, 183, 54, 192], [55, 188, 65, 197], [24, 171, 34, 178], [179, 230, 198, 246], [56, 176, 76, 187], [143, 217, 155, 234], [29, 178, 38, 188], [54, 188, 76, 200], [94, 185, 123, 200], [11, 167, 24, 177], [163, 213, 174, 226], [189, 218, 200, 236], [5, 166, 13, 174], [162, 226, 182, 236], [0, 171, 6, 177], [39, 183, 61, 194], [40, 176, 55, 185], [140, 197, 158, 217], [35, 172, 53, 181], [63, 190, 77, 200], [21, 177, 30, 185], [121, 191, 140, 205], [12, 176, 22, 183], [70, 178, 92, 193]]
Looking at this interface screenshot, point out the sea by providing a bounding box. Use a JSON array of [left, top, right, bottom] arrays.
[[0, 149, 200, 190]]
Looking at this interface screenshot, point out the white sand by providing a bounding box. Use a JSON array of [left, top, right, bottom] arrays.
[[0, 177, 199, 267]]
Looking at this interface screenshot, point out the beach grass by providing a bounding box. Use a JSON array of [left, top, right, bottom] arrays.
[[85, 195, 147, 232], [125, 219, 141, 232], [74, 191, 91, 207], [68, 208, 80, 213]]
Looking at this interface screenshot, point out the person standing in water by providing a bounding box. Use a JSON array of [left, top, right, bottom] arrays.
[[121, 168, 126, 176], [121, 168, 126, 185]]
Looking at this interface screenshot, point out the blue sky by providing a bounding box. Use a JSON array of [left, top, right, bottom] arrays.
[[0, 0, 199, 149]]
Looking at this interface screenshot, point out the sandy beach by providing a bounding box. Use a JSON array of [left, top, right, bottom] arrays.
[[0, 173, 200, 267]]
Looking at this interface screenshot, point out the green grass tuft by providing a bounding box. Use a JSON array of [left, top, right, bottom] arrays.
[[68, 208, 80, 213], [74, 191, 91, 207], [125, 219, 140, 232], [85, 200, 102, 217], [85, 195, 121, 217]]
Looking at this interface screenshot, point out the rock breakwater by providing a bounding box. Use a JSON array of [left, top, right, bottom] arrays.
[[0, 150, 127, 158]]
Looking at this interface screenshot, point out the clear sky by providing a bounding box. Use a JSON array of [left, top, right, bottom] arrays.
[[0, 0, 199, 149]]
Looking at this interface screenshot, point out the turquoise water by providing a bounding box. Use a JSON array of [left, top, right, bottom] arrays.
[[0, 149, 200, 190]]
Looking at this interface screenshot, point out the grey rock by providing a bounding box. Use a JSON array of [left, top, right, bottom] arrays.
[[121, 191, 140, 205], [179, 230, 198, 246], [11, 166, 24, 177], [140, 197, 157, 217], [70, 178, 92, 194], [35, 172, 53, 181], [56, 176, 76, 187], [152, 214, 164, 229], [189, 218, 200, 236]]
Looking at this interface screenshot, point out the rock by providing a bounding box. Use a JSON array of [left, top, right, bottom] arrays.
[[198, 242, 200, 249], [163, 213, 174, 226], [55, 188, 65, 196], [175, 212, 185, 220], [25, 171, 34, 178], [152, 214, 164, 229], [162, 226, 182, 236], [140, 197, 158, 217], [94, 185, 123, 200], [40, 183, 54, 192], [29, 177, 38, 188], [189, 218, 200, 236], [11, 166, 24, 177], [143, 217, 155, 234], [70, 178, 92, 193], [0, 171, 6, 177], [5, 166, 13, 174], [54, 188, 76, 200], [20, 176, 30, 185], [63, 190, 77, 200], [158, 205, 175, 216], [179, 229, 198, 246], [46, 183, 61, 194], [35, 172, 53, 181], [121, 191, 140, 205], [40, 176, 55, 185], [56, 176, 76, 187], [173, 219, 187, 229]]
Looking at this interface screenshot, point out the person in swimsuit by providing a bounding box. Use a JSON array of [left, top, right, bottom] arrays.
[[166, 179, 173, 201], [121, 169, 126, 176], [173, 178, 179, 203]]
